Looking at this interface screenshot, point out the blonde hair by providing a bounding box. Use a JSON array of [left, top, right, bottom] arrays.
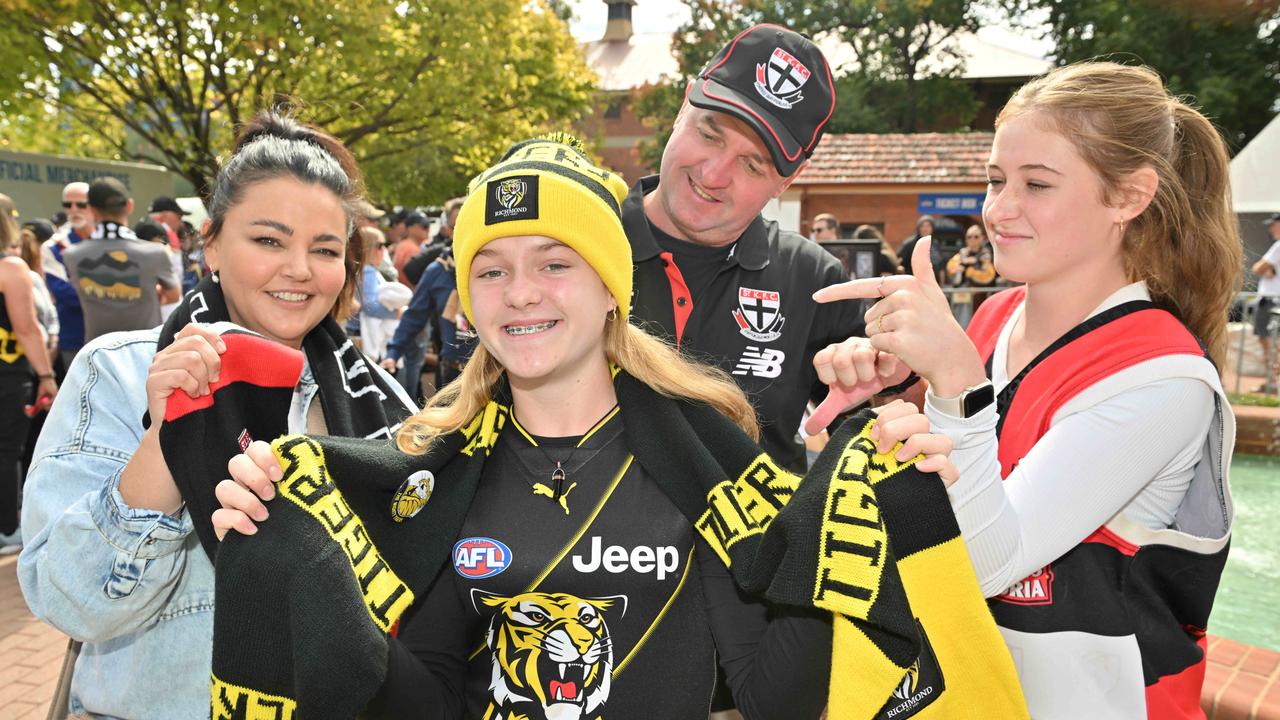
[[357, 226, 385, 257], [396, 318, 759, 454], [998, 61, 1241, 366]]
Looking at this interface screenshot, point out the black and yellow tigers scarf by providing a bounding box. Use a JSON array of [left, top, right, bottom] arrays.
[[206, 370, 1026, 719]]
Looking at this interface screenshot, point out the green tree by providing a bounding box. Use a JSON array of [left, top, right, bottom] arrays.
[[634, 0, 992, 167], [1023, 0, 1279, 151], [0, 0, 596, 204]]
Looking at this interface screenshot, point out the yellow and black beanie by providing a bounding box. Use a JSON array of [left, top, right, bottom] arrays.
[[453, 134, 632, 323]]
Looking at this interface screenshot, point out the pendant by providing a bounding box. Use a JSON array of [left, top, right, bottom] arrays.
[[551, 464, 566, 486]]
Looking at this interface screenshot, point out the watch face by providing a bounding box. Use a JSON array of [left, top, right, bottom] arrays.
[[963, 384, 996, 417]]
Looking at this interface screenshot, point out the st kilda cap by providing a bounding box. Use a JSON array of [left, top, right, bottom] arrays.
[[688, 24, 836, 177]]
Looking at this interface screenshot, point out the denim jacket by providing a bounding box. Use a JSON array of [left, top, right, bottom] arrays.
[[19, 327, 414, 719]]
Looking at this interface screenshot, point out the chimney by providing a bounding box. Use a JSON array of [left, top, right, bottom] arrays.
[[602, 0, 636, 42]]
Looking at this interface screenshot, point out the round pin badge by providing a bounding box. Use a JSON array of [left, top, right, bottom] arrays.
[[391, 470, 435, 522]]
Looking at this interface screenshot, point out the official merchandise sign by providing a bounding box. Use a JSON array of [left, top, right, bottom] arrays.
[[0, 149, 174, 223]]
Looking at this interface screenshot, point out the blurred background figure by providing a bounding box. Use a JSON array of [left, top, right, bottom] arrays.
[[393, 211, 430, 285], [945, 223, 997, 328], [357, 226, 410, 362], [63, 178, 180, 342], [811, 212, 839, 242], [41, 182, 93, 373], [852, 224, 903, 276], [0, 193, 59, 552], [1250, 212, 1280, 394]]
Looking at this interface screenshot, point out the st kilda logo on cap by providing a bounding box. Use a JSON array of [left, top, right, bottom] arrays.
[[754, 47, 811, 110], [485, 175, 539, 225]]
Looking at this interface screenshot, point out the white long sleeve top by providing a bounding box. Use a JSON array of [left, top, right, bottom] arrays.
[[928, 283, 1218, 597]]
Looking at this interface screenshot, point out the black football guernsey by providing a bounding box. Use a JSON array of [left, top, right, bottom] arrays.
[[371, 410, 832, 720], [0, 293, 32, 374]]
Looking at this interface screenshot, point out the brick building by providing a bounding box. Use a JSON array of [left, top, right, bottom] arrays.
[[785, 132, 994, 249]]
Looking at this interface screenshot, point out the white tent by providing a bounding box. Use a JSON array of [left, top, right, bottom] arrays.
[[1231, 113, 1280, 214]]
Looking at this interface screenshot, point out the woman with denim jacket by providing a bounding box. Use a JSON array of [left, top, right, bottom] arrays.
[[17, 112, 415, 720]]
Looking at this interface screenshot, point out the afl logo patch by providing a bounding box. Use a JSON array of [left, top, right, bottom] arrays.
[[454, 537, 512, 579], [391, 470, 435, 522]]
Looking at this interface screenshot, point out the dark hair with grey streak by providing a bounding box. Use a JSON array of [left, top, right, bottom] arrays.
[[205, 111, 367, 321]]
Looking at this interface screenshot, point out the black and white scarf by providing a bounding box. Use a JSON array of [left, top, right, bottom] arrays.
[[155, 272, 414, 559]]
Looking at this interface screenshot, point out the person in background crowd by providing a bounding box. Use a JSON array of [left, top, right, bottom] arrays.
[[403, 197, 462, 286], [945, 223, 997, 328], [354, 197, 386, 230], [63, 178, 180, 341], [1250, 212, 1280, 394], [19, 111, 415, 719], [811, 212, 839, 242], [16, 220, 60, 351], [357, 226, 409, 361], [147, 197, 190, 296], [898, 214, 947, 284], [0, 193, 58, 552], [14, 219, 59, 508], [381, 245, 465, 391], [134, 218, 184, 321], [148, 196, 189, 246], [393, 211, 430, 285], [41, 182, 93, 373], [177, 220, 206, 294], [132, 218, 169, 244], [853, 224, 902, 277], [390, 210, 437, 400], [385, 208, 409, 246], [814, 60, 1240, 719]]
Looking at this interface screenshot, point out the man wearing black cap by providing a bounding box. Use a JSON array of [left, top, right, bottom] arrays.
[[148, 195, 188, 240], [1251, 212, 1280, 393], [63, 178, 180, 343], [625, 24, 865, 474]]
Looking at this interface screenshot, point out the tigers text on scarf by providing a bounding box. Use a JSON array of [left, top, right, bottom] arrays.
[[206, 369, 1027, 719]]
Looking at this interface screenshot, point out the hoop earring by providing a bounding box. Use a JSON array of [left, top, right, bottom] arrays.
[[606, 307, 618, 322]]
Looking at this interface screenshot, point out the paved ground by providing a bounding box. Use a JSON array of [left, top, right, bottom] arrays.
[[0, 553, 65, 720]]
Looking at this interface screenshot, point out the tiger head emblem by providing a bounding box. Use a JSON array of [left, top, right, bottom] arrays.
[[472, 589, 627, 720], [496, 178, 526, 210]]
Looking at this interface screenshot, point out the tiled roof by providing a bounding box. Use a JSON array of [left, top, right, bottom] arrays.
[[795, 132, 995, 185]]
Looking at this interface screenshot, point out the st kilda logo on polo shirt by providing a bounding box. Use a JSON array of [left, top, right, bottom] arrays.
[[733, 287, 786, 342], [754, 47, 811, 110]]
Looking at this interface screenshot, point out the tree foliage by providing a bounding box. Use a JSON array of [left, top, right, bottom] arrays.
[[1021, 0, 1279, 151], [0, 0, 597, 204]]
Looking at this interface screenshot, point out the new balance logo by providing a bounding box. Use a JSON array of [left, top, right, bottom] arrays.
[[732, 346, 785, 378]]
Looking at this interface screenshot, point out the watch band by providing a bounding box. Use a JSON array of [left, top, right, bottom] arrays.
[[928, 381, 995, 418]]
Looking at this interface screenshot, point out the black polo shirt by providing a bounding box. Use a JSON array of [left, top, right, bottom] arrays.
[[623, 176, 866, 472]]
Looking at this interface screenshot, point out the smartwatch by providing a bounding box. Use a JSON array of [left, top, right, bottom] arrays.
[[929, 381, 995, 418]]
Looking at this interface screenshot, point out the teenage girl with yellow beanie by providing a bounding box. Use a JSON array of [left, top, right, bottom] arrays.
[[210, 136, 1029, 719]]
